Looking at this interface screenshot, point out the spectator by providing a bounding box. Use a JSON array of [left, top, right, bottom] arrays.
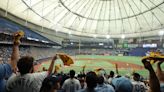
[[62, 70, 81, 92], [40, 74, 60, 92], [95, 76, 115, 92], [108, 71, 115, 84], [112, 76, 133, 92], [0, 32, 20, 92], [79, 78, 87, 89], [156, 61, 164, 92], [78, 71, 98, 92], [131, 73, 147, 92], [6, 54, 57, 92], [60, 74, 69, 88], [142, 58, 161, 92]]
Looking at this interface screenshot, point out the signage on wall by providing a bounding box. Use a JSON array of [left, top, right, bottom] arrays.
[[142, 43, 157, 48]]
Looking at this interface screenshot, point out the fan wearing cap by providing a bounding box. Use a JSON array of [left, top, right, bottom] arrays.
[[111, 76, 133, 92], [40, 75, 60, 92]]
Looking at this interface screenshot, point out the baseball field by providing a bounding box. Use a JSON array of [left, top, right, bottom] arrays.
[[34, 55, 164, 77]]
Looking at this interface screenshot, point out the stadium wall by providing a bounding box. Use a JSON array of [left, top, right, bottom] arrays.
[[129, 47, 157, 56]]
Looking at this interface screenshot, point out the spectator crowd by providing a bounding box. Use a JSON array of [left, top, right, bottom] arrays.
[[0, 32, 164, 92]]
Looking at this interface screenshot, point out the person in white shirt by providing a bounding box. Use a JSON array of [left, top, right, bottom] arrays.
[[62, 70, 81, 92], [108, 71, 114, 84], [131, 73, 148, 92], [6, 55, 57, 92]]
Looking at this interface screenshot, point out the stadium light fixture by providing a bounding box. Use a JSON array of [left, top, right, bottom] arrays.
[[106, 35, 110, 39], [99, 43, 104, 46], [121, 34, 125, 39], [69, 31, 71, 35], [158, 30, 164, 36]]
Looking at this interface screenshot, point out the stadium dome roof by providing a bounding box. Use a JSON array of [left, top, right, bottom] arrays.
[[0, 0, 164, 38]]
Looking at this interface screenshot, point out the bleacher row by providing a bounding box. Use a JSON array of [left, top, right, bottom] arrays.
[[0, 17, 61, 47], [58, 48, 117, 56], [0, 45, 60, 63], [0, 18, 52, 42]]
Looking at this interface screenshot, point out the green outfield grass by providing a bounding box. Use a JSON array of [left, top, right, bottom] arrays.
[[37, 55, 164, 78], [75, 55, 143, 65]]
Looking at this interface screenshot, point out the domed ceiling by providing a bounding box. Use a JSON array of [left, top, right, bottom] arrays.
[[0, 0, 164, 38]]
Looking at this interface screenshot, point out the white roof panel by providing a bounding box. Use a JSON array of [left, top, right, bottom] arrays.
[[0, 0, 164, 38]]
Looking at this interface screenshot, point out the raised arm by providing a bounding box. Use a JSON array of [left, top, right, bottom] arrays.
[[9, 32, 21, 72], [156, 61, 164, 83], [47, 55, 57, 74], [142, 59, 161, 92]]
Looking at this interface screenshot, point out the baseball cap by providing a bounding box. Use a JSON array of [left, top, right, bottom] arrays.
[[43, 74, 61, 86], [112, 76, 133, 92]]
